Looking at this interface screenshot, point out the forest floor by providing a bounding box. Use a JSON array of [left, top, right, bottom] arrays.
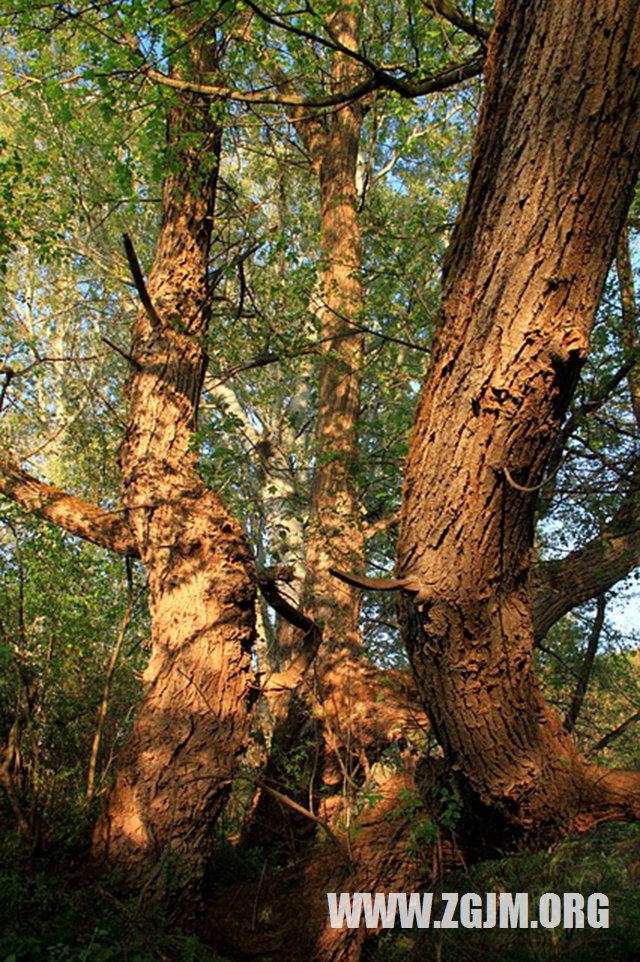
[[0, 816, 638, 962]]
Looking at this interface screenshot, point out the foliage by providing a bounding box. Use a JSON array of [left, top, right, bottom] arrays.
[[388, 785, 462, 858], [536, 607, 640, 770], [379, 823, 640, 961], [0, 505, 148, 839], [0, 0, 637, 957], [0, 831, 226, 962]]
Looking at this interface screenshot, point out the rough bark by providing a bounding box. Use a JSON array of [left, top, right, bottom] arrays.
[[91, 28, 257, 894], [397, 0, 640, 835], [239, 4, 371, 850], [0, 456, 137, 556], [303, 15, 366, 656]]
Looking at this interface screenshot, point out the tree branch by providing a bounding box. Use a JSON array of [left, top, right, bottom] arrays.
[[0, 456, 138, 557], [588, 710, 640, 754], [101, 335, 140, 370], [233, 773, 351, 867], [257, 566, 320, 643], [239, 0, 384, 73], [258, 57, 327, 158], [532, 466, 639, 644], [140, 54, 484, 109], [257, 567, 322, 690], [122, 233, 162, 329], [427, 0, 492, 41]]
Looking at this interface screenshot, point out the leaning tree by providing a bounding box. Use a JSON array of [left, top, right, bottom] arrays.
[[393, 0, 640, 840], [203, 0, 640, 956]]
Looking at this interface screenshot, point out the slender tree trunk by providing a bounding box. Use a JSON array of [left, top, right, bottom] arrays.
[[564, 594, 606, 734], [296, 5, 379, 827], [242, 5, 372, 847], [92, 27, 257, 894], [616, 224, 640, 424], [86, 566, 134, 806], [397, 0, 640, 838], [258, 430, 308, 668], [304, 78, 365, 656]]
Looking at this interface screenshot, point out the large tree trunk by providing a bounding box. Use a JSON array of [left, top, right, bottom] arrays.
[[92, 27, 257, 894], [397, 0, 640, 838]]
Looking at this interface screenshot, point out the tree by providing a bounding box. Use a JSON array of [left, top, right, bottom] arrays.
[[87, 15, 260, 892], [2, 5, 259, 894], [0, 0, 639, 957], [203, 0, 640, 955], [396, 0, 640, 841], [204, 0, 486, 842]]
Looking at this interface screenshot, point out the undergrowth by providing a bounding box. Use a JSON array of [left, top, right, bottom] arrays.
[[0, 823, 227, 962], [2, 809, 639, 961], [378, 822, 640, 961]]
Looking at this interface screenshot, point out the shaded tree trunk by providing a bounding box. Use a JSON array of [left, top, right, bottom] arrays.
[[564, 594, 606, 734], [616, 223, 640, 425], [201, 773, 447, 962], [397, 0, 640, 837], [91, 26, 257, 894]]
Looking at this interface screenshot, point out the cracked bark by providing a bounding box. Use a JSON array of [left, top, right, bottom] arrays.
[[398, 0, 640, 838], [88, 25, 257, 896]]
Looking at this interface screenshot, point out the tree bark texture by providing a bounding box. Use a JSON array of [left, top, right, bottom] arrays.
[[91, 30, 257, 892], [303, 5, 366, 657], [244, 5, 372, 846], [398, 0, 640, 835], [0, 456, 137, 556]]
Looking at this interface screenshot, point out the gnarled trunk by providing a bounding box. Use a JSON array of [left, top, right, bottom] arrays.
[[398, 0, 640, 837], [92, 28, 256, 893]]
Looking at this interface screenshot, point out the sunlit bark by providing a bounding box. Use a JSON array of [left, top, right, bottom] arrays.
[[90, 25, 257, 894], [398, 0, 640, 835]]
